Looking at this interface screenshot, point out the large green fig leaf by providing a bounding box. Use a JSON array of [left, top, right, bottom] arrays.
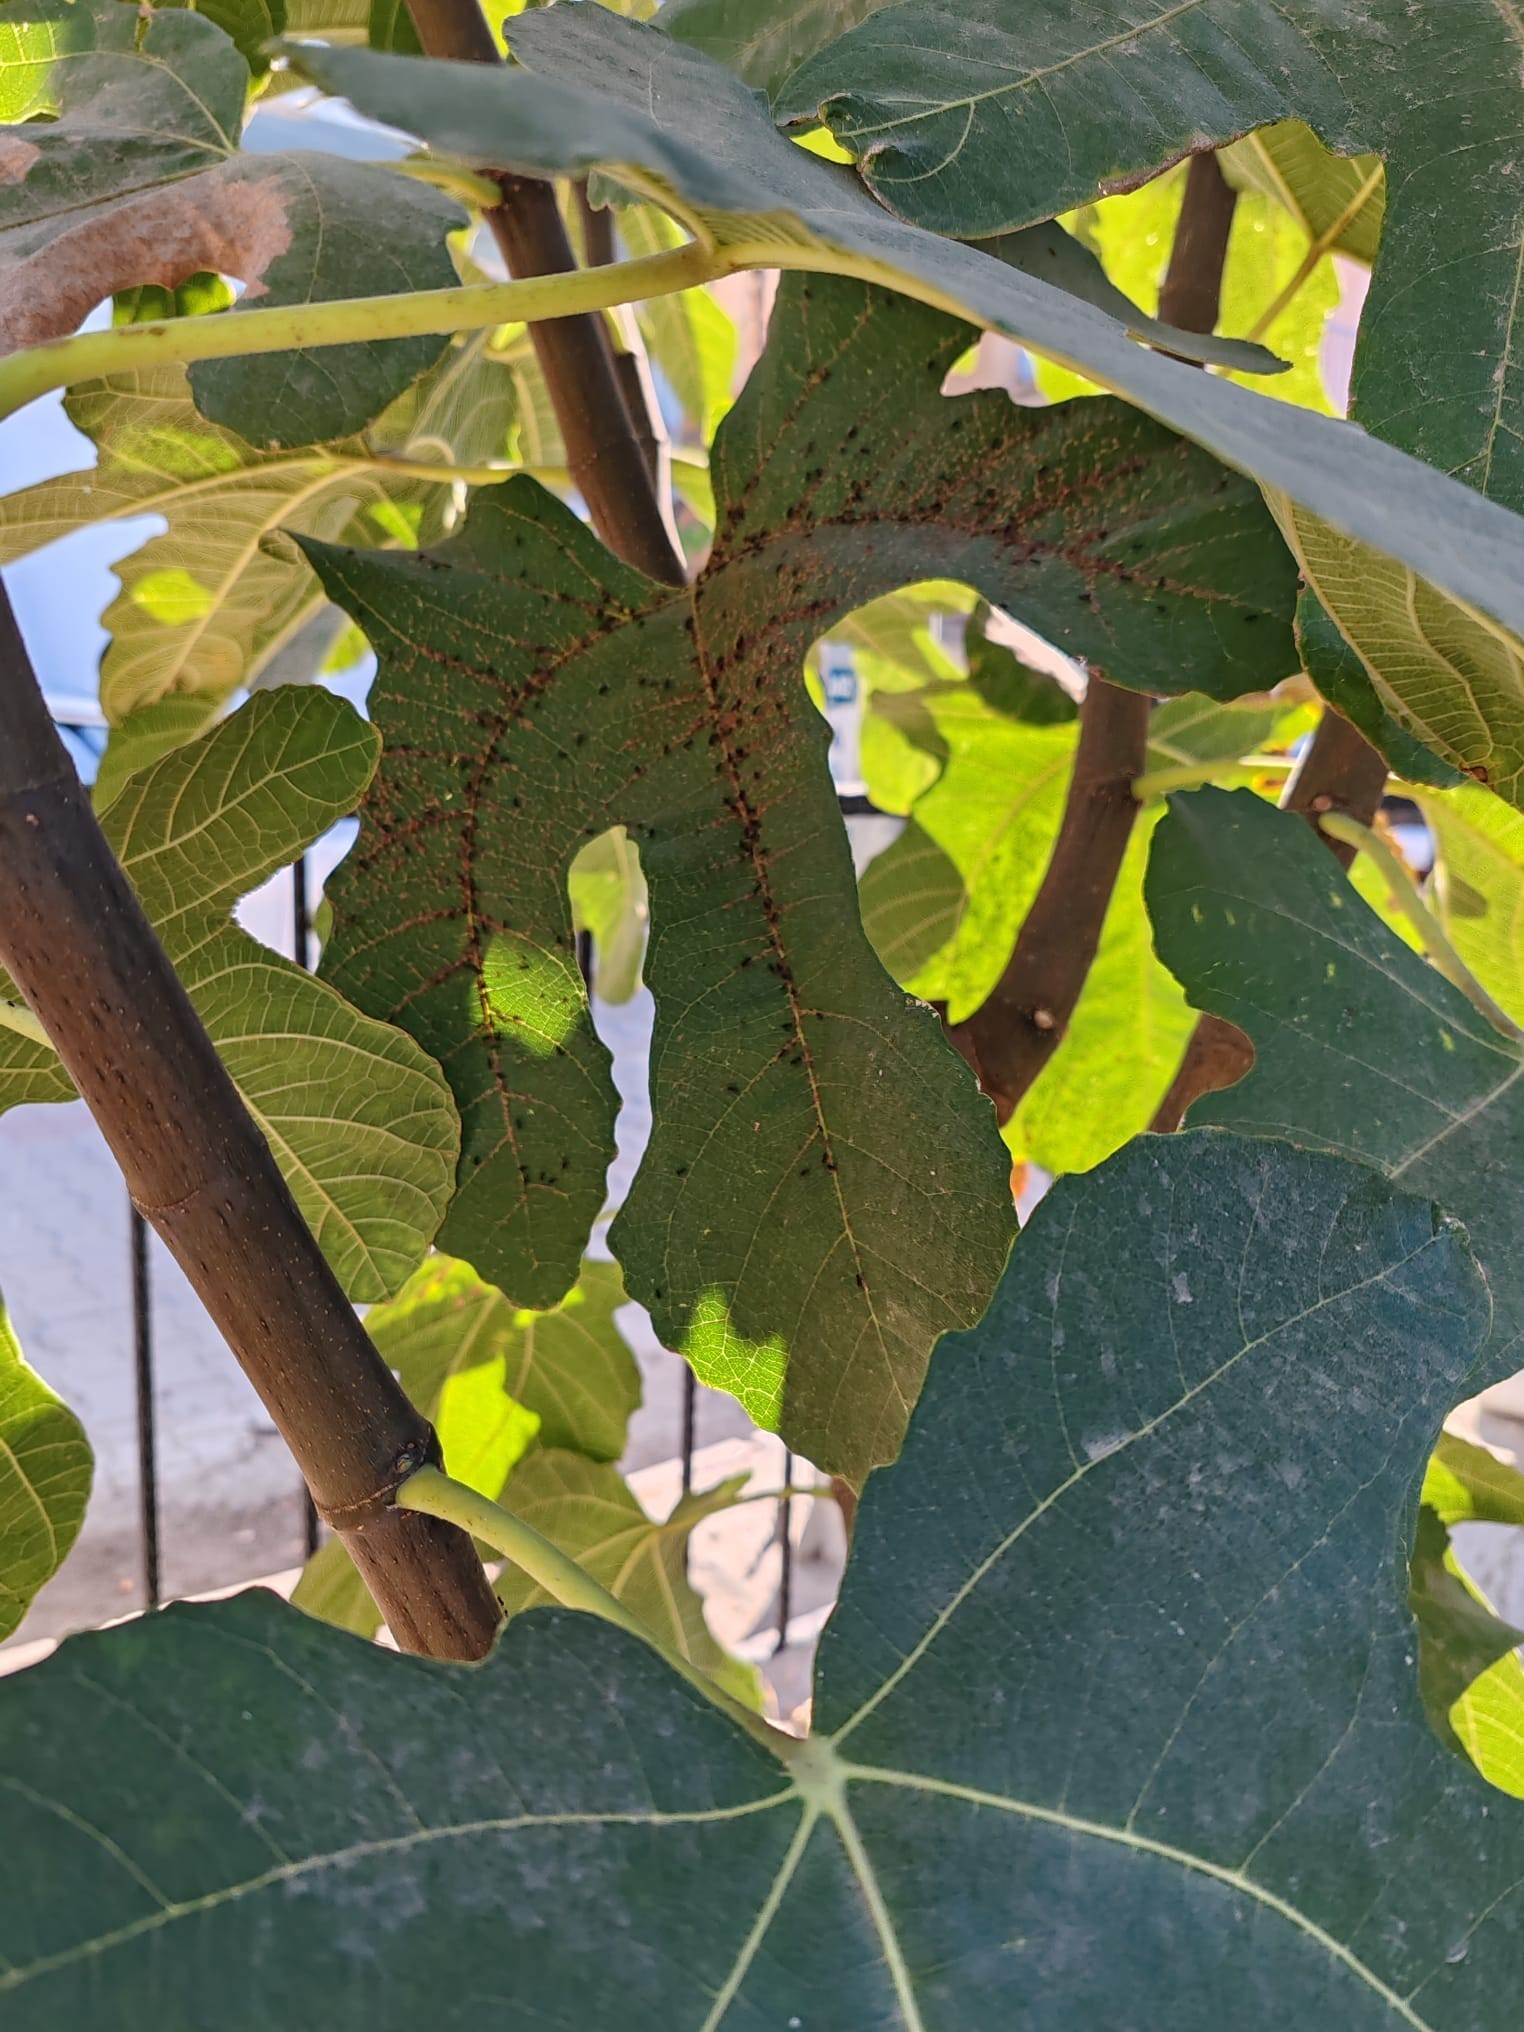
[[0, 689, 458, 1301], [0, 342, 516, 723], [779, 0, 1524, 797], [289, 8, 1524, 778], [1147, 787, 1524, 1364], [309, 272, 1293, 1479], [0, 1133, 1511, 2025], [0, 1294, 90, 1643], [0, 0, 461, 443]]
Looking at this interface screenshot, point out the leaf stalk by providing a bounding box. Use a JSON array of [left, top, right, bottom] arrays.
[[0, 242, 725, 430], [1131, 754, 1295, 799], [1318, 812, 1524, 1041], [396, 1466, 796, 1756]]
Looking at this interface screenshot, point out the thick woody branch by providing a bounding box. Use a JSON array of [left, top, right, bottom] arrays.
[[577, 183, 672, 499], [1279, 701, 1391, 851], [1150, 704, 1389, 1131], [402, 0, 685, 587], [948, 152, 1238, 1128], [0, 592, 501, 1660], [1148, 155, 1389, 1134], [1156, 153, 1238, 336], [949, 681, 1151, 1122]]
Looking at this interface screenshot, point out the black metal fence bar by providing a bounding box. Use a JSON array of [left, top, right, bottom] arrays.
[[679, 1366, 696, 1497], [129, 1205, 161, 1608], [292, 854, 322, 1560], [775, 1450, 793, 1655]]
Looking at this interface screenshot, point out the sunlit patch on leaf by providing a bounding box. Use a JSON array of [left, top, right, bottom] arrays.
[[680, 1286, 787, 1434], [129, 566, 214, 626], [478, 933, 585, 1060]]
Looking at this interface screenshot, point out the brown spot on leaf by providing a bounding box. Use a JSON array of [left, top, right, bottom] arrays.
[[0, 138, 40, 185], [0, 165, 293, 353]]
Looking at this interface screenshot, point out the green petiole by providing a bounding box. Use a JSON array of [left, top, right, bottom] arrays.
[[395, 1465, 800, 1758], [1318, 810, 1524, 1043], [0, 241, 727, 428]]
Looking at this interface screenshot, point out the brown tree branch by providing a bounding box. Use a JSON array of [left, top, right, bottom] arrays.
[[949, 681, 1150, 1122], [402, 0, 685, 587], [0, 593, 501, 1660], [1156, 153, 1238, 335], [573, 182, 617, 271], [948, 151, 1239, 1128], [1279, 702, 1390, 850], [1148, 155, 1388, 1133], [575, 182, 670, 498], [1150, 704, 1389, 1130]]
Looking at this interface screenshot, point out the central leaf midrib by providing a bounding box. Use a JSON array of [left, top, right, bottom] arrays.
[[683, 581, 895, 1388]]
